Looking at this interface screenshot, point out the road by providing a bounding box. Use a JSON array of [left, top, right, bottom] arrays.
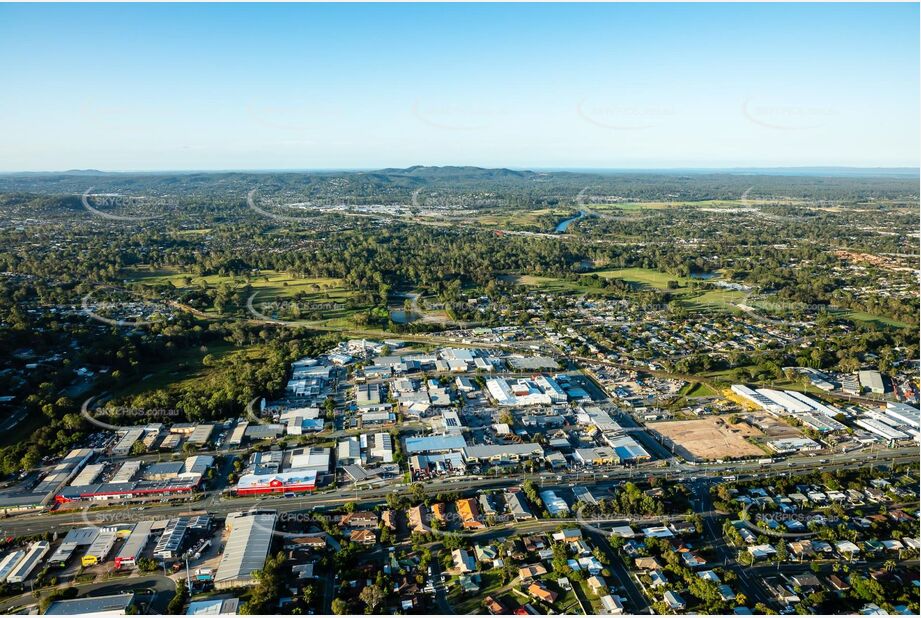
[[1, 446, 914, 537], [0, 574, 175, 613]]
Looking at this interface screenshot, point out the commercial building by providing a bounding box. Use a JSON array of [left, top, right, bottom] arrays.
[[114, 521, 153, 569], [858, 371, 886, 394], [0, 550, 25, 582], [82, 530, 117, 567], [540, 490, 569, 517], [7, 541, 49, 583], [112, 428, 145, 456], [404, 434, 467, 455], [234, 470, 318, 496], [462, 443, 544, 464], [153, 517, 189, 560], [44, 593, 134, 616], [215, 512, 277, 589]]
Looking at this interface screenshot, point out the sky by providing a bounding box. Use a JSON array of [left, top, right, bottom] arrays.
[[0, 3, 918, 171]]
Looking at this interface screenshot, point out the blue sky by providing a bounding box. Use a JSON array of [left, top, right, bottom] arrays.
[[0, 3, 917, 171]]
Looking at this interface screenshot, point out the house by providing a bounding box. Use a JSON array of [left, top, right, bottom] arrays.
[[790, 573, 822, 590], [600, 594, 624, 615], [456, 498, 485, 529], [340, 511, 378, 529], [452, 549, 476, 573], [681, 551, 706, 568], [552, 528, 582, 543], [518, 564, 548, 581], [291, 533, 328, 550], [827, 574, 850, 592], [836, 540, 861, 557], [634, 556, 662, 571], [505, 492, 534, 520], [350, 529, 376, 546], [484, 596, 506, 615], [748, 544, 777, 560], [431, 503, 447, 523], [407, 505, 430, 534], [664, 591, 686, 611], [587, 575, 607, 594], [474, 545, 500, 565], [528, 581, 558, 604], [649, 570, 668, 588]]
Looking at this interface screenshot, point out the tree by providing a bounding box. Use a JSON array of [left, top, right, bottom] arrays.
[[167, 581, 189, 615], [359, 584, 385, 613], [331, 598, 348, 615]]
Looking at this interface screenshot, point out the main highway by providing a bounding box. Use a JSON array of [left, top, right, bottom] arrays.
[[0, 445, 915, 538]]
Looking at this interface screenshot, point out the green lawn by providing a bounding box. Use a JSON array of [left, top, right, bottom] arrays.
[[591, 267, 693, 290], [682, 382, 718, 398]]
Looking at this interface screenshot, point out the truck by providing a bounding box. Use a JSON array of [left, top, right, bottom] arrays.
[[757, 458, 774, 465]]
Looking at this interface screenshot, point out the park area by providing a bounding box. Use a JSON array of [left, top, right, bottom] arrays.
[[650, 416, 765, 461]]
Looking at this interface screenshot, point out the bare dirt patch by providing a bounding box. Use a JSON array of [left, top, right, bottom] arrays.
[[650, 415, 765, 461]]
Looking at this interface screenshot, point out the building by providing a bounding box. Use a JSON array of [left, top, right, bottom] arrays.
[[114, 521, 153, 569], [215, 512, 277, 589], [540, 490, 569, 517], [82, 530, 117, 567], [70, 463, 106, 487], [452, 549, 476, 573], [235, 470, 318, 496], [858, 370, 886, 394], [153, 517, 189, 560], [462, 443, 544, 465], [574, 447, 619, 466], [112, 428, 145, 456], [404, 434, 467, 455], [44, 593, 134, 616], [664, 591, 686, 611], [505, 492, 534, 520], [337, 437, 360, 466], [188, 424, 215, 446], [185, 598, 240, 615], [7, 541, 50, 583], [0, 550, 25, 583], [366, 432, 394, 463], [456, 498, 485, 529]]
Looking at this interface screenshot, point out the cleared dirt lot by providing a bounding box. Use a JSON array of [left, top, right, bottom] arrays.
[[651, 416, 765, 461]]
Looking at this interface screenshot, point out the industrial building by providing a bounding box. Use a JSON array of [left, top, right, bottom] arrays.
[[44, 593, 135, 616], [114, 521, 153, 569], [214, 511, 277, 589], [7, 541, 49, 583]]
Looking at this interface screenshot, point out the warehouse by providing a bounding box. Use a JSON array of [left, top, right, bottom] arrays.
[[7, 541, 49, 583], [112, 428, 145, 456], [153, 517, 189, 560], [858, 370, 886, 394], [44, 593, 135, 616], [463, 443, 544, 464], [115, 521, 153, 569], [188, 424, 215, 446], [215, 512, 277, 589], [55, 474, 202, 504], [82, 530, 117, 567], [540, 490, 570, 517], [854, 418, 908, 441], [70, 463, 106, 487], [0, 550, 25, 583], [404, 434, 467, 454], [235, 470, 318, 496]]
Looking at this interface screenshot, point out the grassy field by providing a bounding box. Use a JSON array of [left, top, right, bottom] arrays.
[[124, 267, 366, 322], [592, 267, 693, 289], [500, 274, 620, 296], [472, 207, 577, 230], [680, 382, 719, 398]]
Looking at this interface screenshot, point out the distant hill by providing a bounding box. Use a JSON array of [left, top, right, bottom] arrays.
[[373, 165, 536, 179]]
